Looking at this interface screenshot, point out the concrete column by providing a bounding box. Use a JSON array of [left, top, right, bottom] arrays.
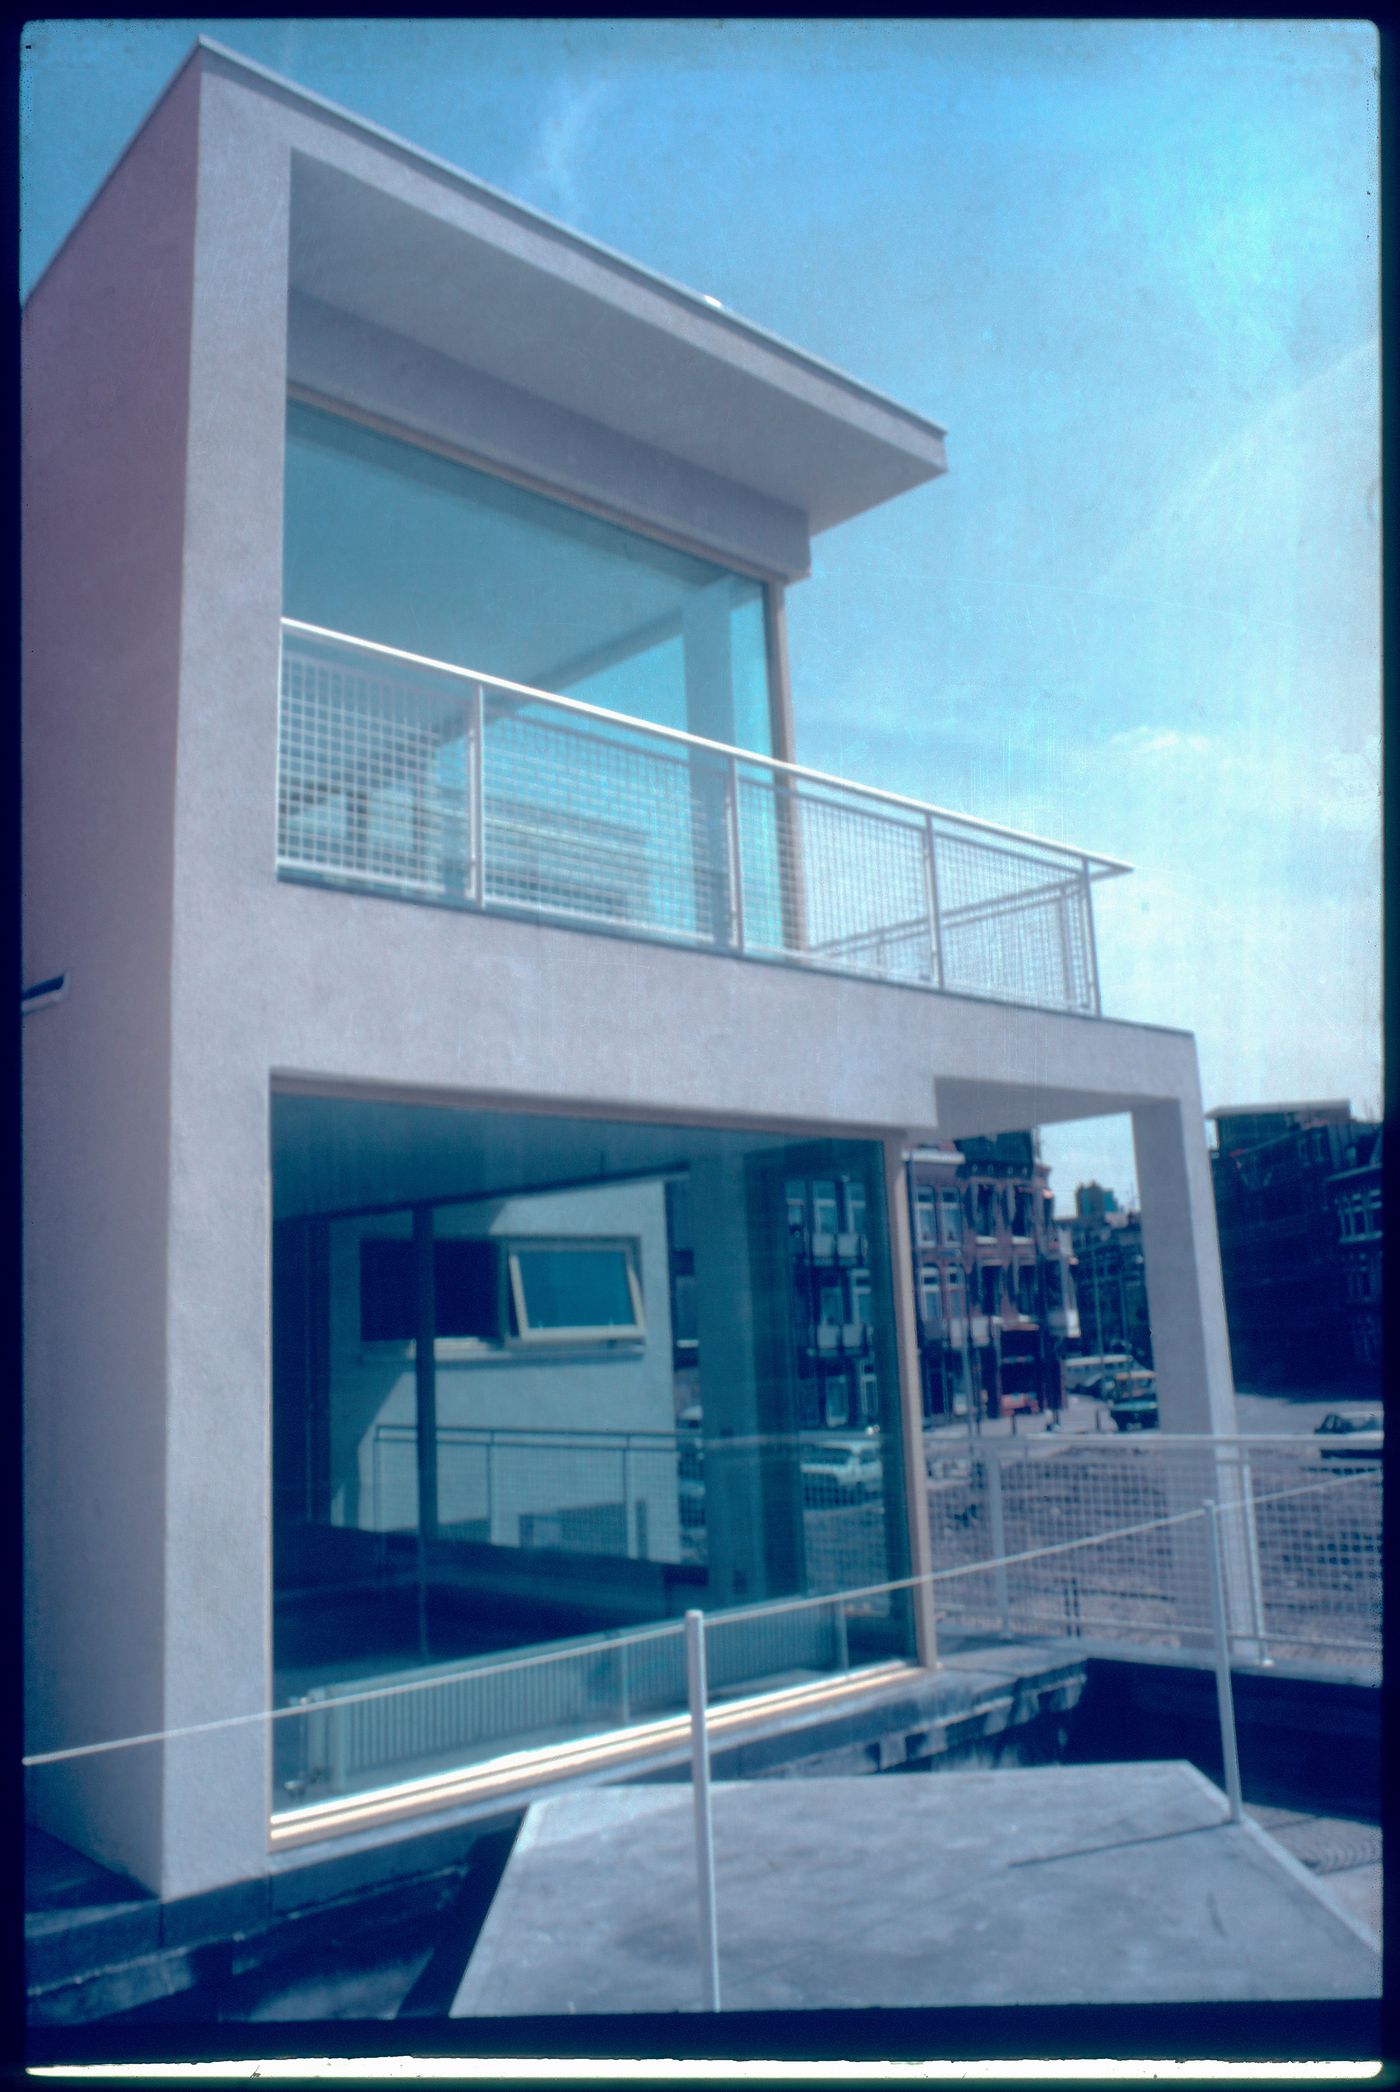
[[159, 69, 293, 1896], [684, 581, 739, 948], [1132, 1098, 1261, 1653], [884, 1141, 938, 1668], [1131, 1097, 1236, 1438], [688, 1154, 799, 1609], [21, 58, 203, 1891]]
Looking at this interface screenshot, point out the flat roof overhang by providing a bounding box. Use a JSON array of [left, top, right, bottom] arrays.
[[197, 39, 947, 539]]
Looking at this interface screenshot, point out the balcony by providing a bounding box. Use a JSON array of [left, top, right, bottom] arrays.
[[276, 622, 1129, 1016]]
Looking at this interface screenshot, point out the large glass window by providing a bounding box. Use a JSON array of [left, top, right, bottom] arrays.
[[284, 400, 775, 754], [271, 1098, 913, 1813]]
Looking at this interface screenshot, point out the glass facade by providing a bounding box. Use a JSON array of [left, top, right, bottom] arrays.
[[271, 1096, 914, 1811], [284, 400, 775, 754]]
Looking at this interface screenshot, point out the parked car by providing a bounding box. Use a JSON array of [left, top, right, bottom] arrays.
[[801, 1436, 884, 1504], [1064, 1354, 1136, 1396]]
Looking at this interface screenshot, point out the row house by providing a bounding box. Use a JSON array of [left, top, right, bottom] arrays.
[[909, 1136, 1079, 1424], [1208, 1102, 1379, 1389], [1329, 1126, 1382, 1389], [1068, 1183, 1154, 1368]]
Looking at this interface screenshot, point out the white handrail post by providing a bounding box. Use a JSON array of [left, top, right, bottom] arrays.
[[834, 1596, 849, 1675], [1055, 885, 1075, 1011], [984, 1446, 1011, 1634], [469, 680, 486, 908], [1238, 1447, 1272, 1673], [1203, 1500, 1244, 1823], [725, 753, 746, 954], [685, 1610, 722, 2010], [922, 812, 947, 990], [1082, 859, 1103, 1016]]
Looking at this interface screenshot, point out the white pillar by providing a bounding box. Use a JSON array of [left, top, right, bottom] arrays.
[[1132, 1096, 1262, 1657], [1131, 1097, 1236, 1437]]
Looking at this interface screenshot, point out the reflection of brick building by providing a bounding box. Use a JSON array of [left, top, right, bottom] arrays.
[[1068, 1183, 1153, 1366], [1329, 1126, 1382, 1391], [909, 1136, 1078, 1425], [1208, 1102, 1381, 1389], [786, 1173, 883, 1432]]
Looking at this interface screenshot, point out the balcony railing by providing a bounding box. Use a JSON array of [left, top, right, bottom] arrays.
[[277, 621, 1131, 1015]]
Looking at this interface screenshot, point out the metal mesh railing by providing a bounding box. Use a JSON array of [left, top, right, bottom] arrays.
[[924, 1434, 1381, 1670], [25, 1450, 1378, 1850], [276, 648, 472, 896], [276, 622, 1126, 1014], [935, 831, 1097, 1010]]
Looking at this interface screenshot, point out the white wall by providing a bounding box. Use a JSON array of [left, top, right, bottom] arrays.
[[21, 58, 201, 1891]]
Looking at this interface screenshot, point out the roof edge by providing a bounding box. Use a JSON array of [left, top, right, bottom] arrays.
[[187, 35, 947, 450]]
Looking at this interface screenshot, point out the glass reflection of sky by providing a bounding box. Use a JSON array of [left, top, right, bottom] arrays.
[[284, 400, 773, 755]]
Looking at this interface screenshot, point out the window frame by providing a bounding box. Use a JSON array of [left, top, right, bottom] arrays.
[[505, 1236, 646, 1347]]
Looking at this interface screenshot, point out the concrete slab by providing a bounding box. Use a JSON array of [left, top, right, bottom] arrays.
[[451, 1761, 1380, 2016]]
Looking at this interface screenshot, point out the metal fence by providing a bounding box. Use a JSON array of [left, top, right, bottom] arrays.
[[925, 1433, 1381, 1671], [25, 1447, 1379, 1949], [276, 621, 1127, 1014]]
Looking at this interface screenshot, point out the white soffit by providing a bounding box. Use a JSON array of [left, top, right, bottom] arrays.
[[195, 37, 948, 535]]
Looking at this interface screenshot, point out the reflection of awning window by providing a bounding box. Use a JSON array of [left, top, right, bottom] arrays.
[[507, 1240, 644, 1345], [359, 1234, 643, 1349]]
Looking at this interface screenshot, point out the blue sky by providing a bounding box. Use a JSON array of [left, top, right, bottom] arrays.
[[21, 19, 1380, 1207]]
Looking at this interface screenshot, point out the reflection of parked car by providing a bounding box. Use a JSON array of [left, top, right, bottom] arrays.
[[1110, 1389, 1159, 1431], [801, 1437, 883, 1504], [1065, 1353, 1135, 1395], [1316, 1412, 1383, 1461], [999, 1392, 1041, 1417]]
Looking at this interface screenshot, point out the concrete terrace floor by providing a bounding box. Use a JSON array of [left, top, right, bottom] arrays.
[[450, 1762, 1381, 2017]]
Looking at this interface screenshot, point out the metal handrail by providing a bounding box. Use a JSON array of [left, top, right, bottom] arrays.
[[21, 1463, 1375, 1770], [281, 618, 1132, 879]]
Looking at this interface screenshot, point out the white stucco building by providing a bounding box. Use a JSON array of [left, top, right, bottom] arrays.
[[23, 40, 1239, 1909]]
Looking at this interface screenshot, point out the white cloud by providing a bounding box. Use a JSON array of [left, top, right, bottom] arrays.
[[516, 75, 614, 220]]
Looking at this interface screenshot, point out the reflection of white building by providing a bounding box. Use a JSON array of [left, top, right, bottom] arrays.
[[326, 1179, 678, 1559], [24, 40, 1240, 1910]]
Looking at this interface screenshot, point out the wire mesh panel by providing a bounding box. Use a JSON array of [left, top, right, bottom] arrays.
[[277, 622, 1122, 1014], [278, 643, 472, 898], [1243, 1445, 1382, 1661], [932, 831, 1095, 1011], [482, 700, 727, 942], [734, 773, 937, 984], [925, 1436, 1380, 1671]]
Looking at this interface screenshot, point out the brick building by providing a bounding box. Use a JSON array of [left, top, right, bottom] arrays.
[[909, 1136, 1078, 1425], [1329, 1125, 1382, 1391], [1068, 1183, 1153, 1367], [1208, 1102, 1380, 1389]]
